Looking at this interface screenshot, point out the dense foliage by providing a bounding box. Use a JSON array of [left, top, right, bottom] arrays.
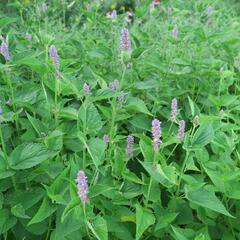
[[0, 0, 240, 239]]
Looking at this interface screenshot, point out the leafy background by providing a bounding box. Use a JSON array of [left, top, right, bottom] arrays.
[[0, 0, 240, 239]]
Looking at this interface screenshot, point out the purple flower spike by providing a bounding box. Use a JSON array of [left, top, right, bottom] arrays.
[[0, 41, 10, 61], [206, 6, 213, 16], [172, 25, 179, 38], [121, 28, 131, 53], [0, 105, 2, 115], [111, 9, 117, 19], [126, 135, 134, 157], [103, 134, 110, 144], [109, 79, 119, 91], [49, 45, 60, 69], [76, 171, 89, 203], [152, 119, 162, 152], [83, 83, 90, 95], [178, 120, 185, 142], [42, 3, 48, 13], [171, 98, 178, 122], [117, 92, 125, 108]]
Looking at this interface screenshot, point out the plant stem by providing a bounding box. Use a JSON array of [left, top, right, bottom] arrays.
[[176, 150, 190, 197], [45, 215, 52, 240], [83, 204, 91, 239], [146, 153, 157, 206]]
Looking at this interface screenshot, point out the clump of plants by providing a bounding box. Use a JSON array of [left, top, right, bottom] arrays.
[[0, 0, 240, 239]]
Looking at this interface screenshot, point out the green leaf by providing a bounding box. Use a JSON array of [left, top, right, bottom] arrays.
[[79, 103, 103, 135], [9, 143, 57, 170], [155, 213, 179, 231], [191, 123, 214, 148], [87, 138, 106, 167], [0, 209, 17, 234], [136, 204, 155, 240], [140, 162, 176, 187], [61, 197, 80, 223], [87, 216, 108, 240], [171, 226, 195, 240], [28, 197, 57, 226], [11, 204, 30, 219], [185, 187, 233, 217], [126, 97, 152, 116]]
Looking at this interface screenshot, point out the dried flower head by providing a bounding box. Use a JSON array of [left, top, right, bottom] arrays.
[[103, 134, 110, 144], [126, 135, 134, 157], [178, 120, 185, 141], [171, 98, 178, 122], [76, 171, 89, 203], [109, 80, 119, 91], [152, 119, 162, 152], [120, 28, 131, 53], [193, 115, 199, 127], [83, 83, 90, 95], [49, 45, 60, 69], [106, 9, 117, 19], [0, 41, 10, 61], [125, 11, 133, 24], [152, 0, 160, 7]]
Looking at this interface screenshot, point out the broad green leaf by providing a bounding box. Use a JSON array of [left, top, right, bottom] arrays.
[[87, 216, 108, 240], [140, 162, 176, 187], [185, 187, 233, 217], [0, 209, 17, 234], [0, 151, 15, 179], [87, 138, 106, 167], [79, 102, 103, 135], [28, 198, 57, 226], [61, 197, 80, 223], [155, 213, 179, 231], [191, 123, 214, 148], [171, 226, 195, 240], [136, 204, 155, 240], [126, 97, 152, 116], [11, 204, 30, 219], [9, 143, 57, 169]]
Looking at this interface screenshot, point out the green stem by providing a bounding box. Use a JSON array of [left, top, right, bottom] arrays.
[[0, 124, 17, 190], [146, 153, 157, 206], [5, 71, 20, 135], [166, 143, 178, 162], [176, 150, 190, 197], [83, 204, 91, 239], [45, 215, 52, 240]]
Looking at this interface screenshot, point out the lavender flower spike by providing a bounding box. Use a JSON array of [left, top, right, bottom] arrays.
[[0, 41, 10, 61], [49, 45, 60, 69], [126, 135, 134, 157], [109, 79, 119, 91], [103, 134, 110, 144], [152, 119, 162, 152], [76, 171, 89, 203], [171, 98, 178, 122], [42, 3, 48, 13], [120, 28, 131, 53], [178, 120, 185, 141], [172, 25, 179, 38], [83, 83, 90, 95]]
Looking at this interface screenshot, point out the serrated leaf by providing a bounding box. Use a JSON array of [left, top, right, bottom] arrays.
[[28, 198, 57, 226], [185, 187, 233, 217], [9, 143, 57, 170], [136, 204, 155, 240]]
